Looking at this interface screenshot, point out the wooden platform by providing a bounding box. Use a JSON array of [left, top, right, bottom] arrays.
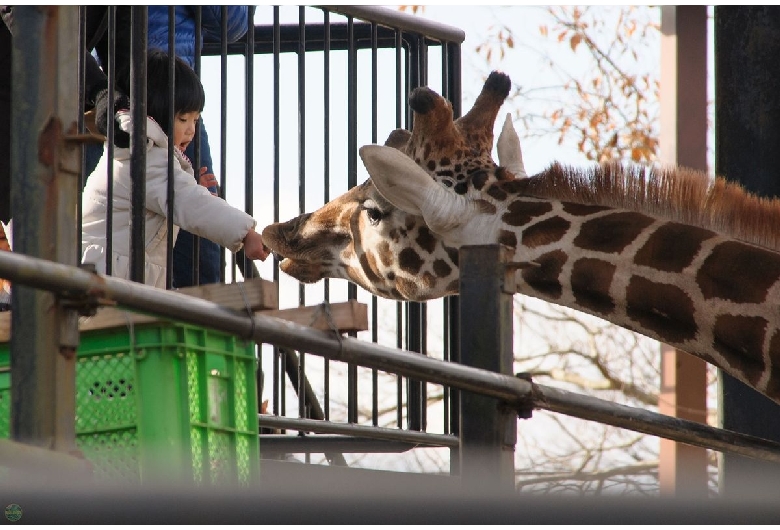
[[0, 277, 368, 342]]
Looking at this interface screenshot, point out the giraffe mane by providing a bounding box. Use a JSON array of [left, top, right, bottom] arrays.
[[522, 162, 780, 252]]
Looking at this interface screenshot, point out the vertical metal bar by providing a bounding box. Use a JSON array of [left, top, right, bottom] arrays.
[[346, 15, 358, 424], [244, 7, 255, 276], [406, 34, 424, 433], [77, 6, 86, 263], [658, 5, 708, 498], [165, 7, 175, 290], [129, 6, 148, 284], [458, 245, 516, 491], [298, 6, 306, 308], [192, 7, 202, 286], [322, 9, 331, 422], [371, 20, 379, 427], [10, 5, 80, 452], [219, 6, 227, 284], [272, 6, 282, 420], [446, 39, 462, 474], [395, 28, 404, 429], [105, 6, 116, 276]]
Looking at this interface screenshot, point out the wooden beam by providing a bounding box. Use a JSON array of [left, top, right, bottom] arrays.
[[260, 299, 369, 334]]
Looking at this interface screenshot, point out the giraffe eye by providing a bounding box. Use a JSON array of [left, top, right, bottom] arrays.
[[365, 207, 384, 226]]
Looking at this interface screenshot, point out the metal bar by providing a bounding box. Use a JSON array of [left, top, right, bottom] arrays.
[[259, 416, 458, 448], [129, 6, 147, 284], [346, 15, 358, 424], [219, 6, 227, 284], [371, 20, 379, 427], [259, 435, 430, 455], [192, 7, 202, 286], [296, 6, 307, 430], [105, 6, 116, 276], [165, 7, 175, 290], [316, 5, 465, 44], [9, 5, 80, 453], [4, 251, 780, 464], [395, 28, 404, 430], [322, 10, 331, 422], [272, 6, 282, 420], [458, 245, 516, 490]]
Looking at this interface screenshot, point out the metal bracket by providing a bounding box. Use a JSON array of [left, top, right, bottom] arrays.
[[57, 263, 102, 318], [514, 371, 535, 420]]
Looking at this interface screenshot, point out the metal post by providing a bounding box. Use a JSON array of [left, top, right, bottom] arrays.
[[10, 5, 81, 452], [458, 245, 516, 491], [714, 6, 780, 499], [658, 5, 709, 497]]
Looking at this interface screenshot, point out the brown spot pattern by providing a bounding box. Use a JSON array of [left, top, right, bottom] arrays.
[[574, 212, 654, 254], [571, 258, 616, 315], [444, 245, 459, 266], [697, 242, 780, 303], [626, 276, 697, 343], [634, 222, 715, 272], [521, 250, 567, 300], [521, 216, 571, 249], [378, 241, 393, 267], [359, 252, 383, 284], [562, 202, 611, 216], [433, 258, 452, 278], [712, 314, 767, 386], [499, 230, 517, 248], [501, 200, 553, 227], [486, 185, 507, 201], [398, 247, 424, 275], [415, 226, 437, 254], [471, 171, 489, 190]]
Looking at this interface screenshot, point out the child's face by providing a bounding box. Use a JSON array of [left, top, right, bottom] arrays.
[[173, 111, 201, 153]]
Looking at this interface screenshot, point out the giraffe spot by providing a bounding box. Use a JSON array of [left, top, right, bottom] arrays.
[[440, 157, 451, 166], [415, 226, 437, 254], [471, 171, 489, 190], [626, 276, 697, 343], [500, 179, 527, 194], [445, 278, 460, 294], [574, 212, 654, 254], [765, 330, 780, 397], [422, 271, 437, 289], [387, 271, 395, 281], [359, 252, 384, 284], [399, 247, 424, 275], [502, 200, 553, 227], [454, 182, 468, 195], [571, 258, 616, 316], [697, 241, 780, 303], [486, 184, 507, 201], [378, 240, 393, 267], [521, 250, 567, 300], [495, 167, 509, 181], [712, 314, 767, 387], [390, 287, 403, 299], [433, 258, 452, 278], [436, 170, 454, 178], [522, 216, 571, 249], [499, 229, 517, 248], [444, 245, 459, 266], [561, 202, 611, 216], [454, 164, 462, 173], [427, 160, 436, 171], [395, 276, 420, 300], [388, 228, 400, 243], [635, 222, 716, 272]]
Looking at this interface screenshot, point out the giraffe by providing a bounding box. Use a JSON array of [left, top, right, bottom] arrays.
[[262, 71, 780, 405]]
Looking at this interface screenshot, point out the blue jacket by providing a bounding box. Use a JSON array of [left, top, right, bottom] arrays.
[[147, 6, 251, 67]]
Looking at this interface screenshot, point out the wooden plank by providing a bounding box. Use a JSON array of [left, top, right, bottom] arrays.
[[259, 300, 369, 333]]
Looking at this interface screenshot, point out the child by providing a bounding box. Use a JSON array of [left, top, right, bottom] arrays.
[[0, 219, 10, 311], [81, 49, 269, 288]]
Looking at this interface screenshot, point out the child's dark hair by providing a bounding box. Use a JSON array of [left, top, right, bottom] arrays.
[[144, 49, 205, 136]]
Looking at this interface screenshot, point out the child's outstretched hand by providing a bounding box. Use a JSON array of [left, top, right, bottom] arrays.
[[198, 167, 219, 196], [243, 228, 270, 261]]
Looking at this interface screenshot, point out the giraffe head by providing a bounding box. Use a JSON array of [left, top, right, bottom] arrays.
[[262, 72, 525, 301]]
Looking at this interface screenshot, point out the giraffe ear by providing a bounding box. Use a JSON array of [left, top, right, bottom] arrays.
[[359, 145, 467, 234], [497, 113, 527, 179]]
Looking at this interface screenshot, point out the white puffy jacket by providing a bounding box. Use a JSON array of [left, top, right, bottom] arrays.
[[81, 111, 256, 288]]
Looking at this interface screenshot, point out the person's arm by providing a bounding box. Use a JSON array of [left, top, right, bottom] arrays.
[[195, 6, 252, 44]]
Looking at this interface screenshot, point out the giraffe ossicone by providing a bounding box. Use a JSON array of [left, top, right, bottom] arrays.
[[262, 71, 780, 404]]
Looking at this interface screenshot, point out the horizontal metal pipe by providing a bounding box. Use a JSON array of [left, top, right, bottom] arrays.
[[3, 251, 780, 463], [316, 5, 466, 44], [259, 415, 459, 448], [259, 435, 426, 454]]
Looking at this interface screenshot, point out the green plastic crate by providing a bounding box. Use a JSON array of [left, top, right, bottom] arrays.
[[0, 321, 260, 486]]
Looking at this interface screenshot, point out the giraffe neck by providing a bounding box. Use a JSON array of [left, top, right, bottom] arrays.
[[496, 179, 780, 400]]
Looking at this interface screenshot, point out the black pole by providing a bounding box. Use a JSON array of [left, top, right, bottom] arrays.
[[715, 6, 780, 499]]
